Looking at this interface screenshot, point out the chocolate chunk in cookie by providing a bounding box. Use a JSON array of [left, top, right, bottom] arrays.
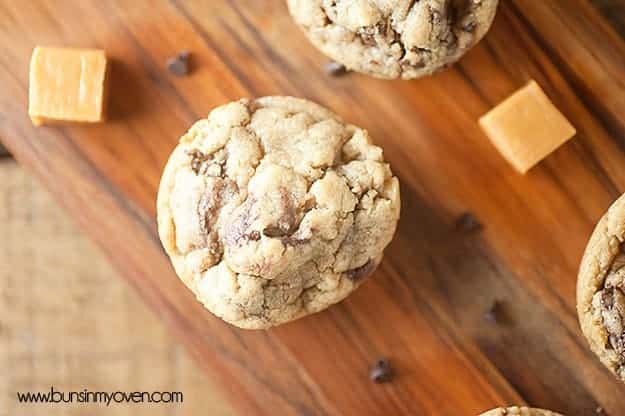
[[345, 259, 376, 281]]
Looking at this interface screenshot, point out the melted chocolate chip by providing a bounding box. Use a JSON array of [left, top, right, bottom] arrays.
[[262, 222, 293, 238], [260, 227, 280, 238], [225, 198, 258, 246], [599, 286, 625, 364], [602, 288, 615, 309], [412, 46, 432, 54], [197, 179, 237, 248], [357, 26, 378, 46], [281, 235, 310, 247], [187, 149, 210, 175], [198, 181, 223, 237], [345, 259, 375, 281], [262, 190, 298, 238], [262, 226, 292, 239]]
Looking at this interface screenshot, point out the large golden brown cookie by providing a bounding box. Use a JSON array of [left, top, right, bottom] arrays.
[[157, 96, 400, 328]]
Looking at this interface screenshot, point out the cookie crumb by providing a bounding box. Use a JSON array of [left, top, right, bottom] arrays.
[[483, 300, 502, 324], [324, 61, 348, 77], [596, 406, 605, 414], [455, 212, 483, 232], [167, 50, 191, 76], [369, 358, 393, 383]]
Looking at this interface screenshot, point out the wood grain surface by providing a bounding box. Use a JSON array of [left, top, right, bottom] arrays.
[[2, 0, 625, 414]]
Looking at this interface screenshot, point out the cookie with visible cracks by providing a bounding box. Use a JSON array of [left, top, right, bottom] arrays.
[[157, 96, 400, 329], [287, 0, 499, 79]]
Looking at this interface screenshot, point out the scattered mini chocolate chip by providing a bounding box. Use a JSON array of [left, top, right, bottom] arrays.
[[324, 61, 348, 76], [369, 358, 393, 383], [483, 300, 502, 324], [455, 211, 483, 232], [167, 50, 191, 76], [248, 231, 261, 241]]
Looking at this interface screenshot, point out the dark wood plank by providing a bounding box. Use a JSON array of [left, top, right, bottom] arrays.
[[594, 0, 625, 36], [2, 0, 625, 414]]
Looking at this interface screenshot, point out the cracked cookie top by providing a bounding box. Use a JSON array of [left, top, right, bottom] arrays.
[[578, 193, 625, 381], [287, 0, 499, 79], [157, 96, 400, 329], [479, 408, 563, 416]]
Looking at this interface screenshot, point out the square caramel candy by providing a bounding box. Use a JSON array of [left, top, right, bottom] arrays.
[[479, 80, 576, 174], [29, 47, 107, 126]]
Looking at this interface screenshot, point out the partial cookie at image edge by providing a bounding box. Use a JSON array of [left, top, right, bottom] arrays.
[[287, 0, 499, 79], [578, 192, 625, 382], [479, 407, 564, 416]]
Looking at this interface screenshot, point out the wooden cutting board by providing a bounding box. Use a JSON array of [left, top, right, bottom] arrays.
[[2, 1, 625, 414]]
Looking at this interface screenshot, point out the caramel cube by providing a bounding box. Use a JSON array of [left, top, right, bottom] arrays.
[[479, 80, 576, 174], [29, 47, 107, 126]]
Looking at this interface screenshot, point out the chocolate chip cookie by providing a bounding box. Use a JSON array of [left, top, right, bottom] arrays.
[[479, 407, 563, 416], [287, 0, 499, 79], [578, 193, 625, 380], [157, 96, 400, 329]]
